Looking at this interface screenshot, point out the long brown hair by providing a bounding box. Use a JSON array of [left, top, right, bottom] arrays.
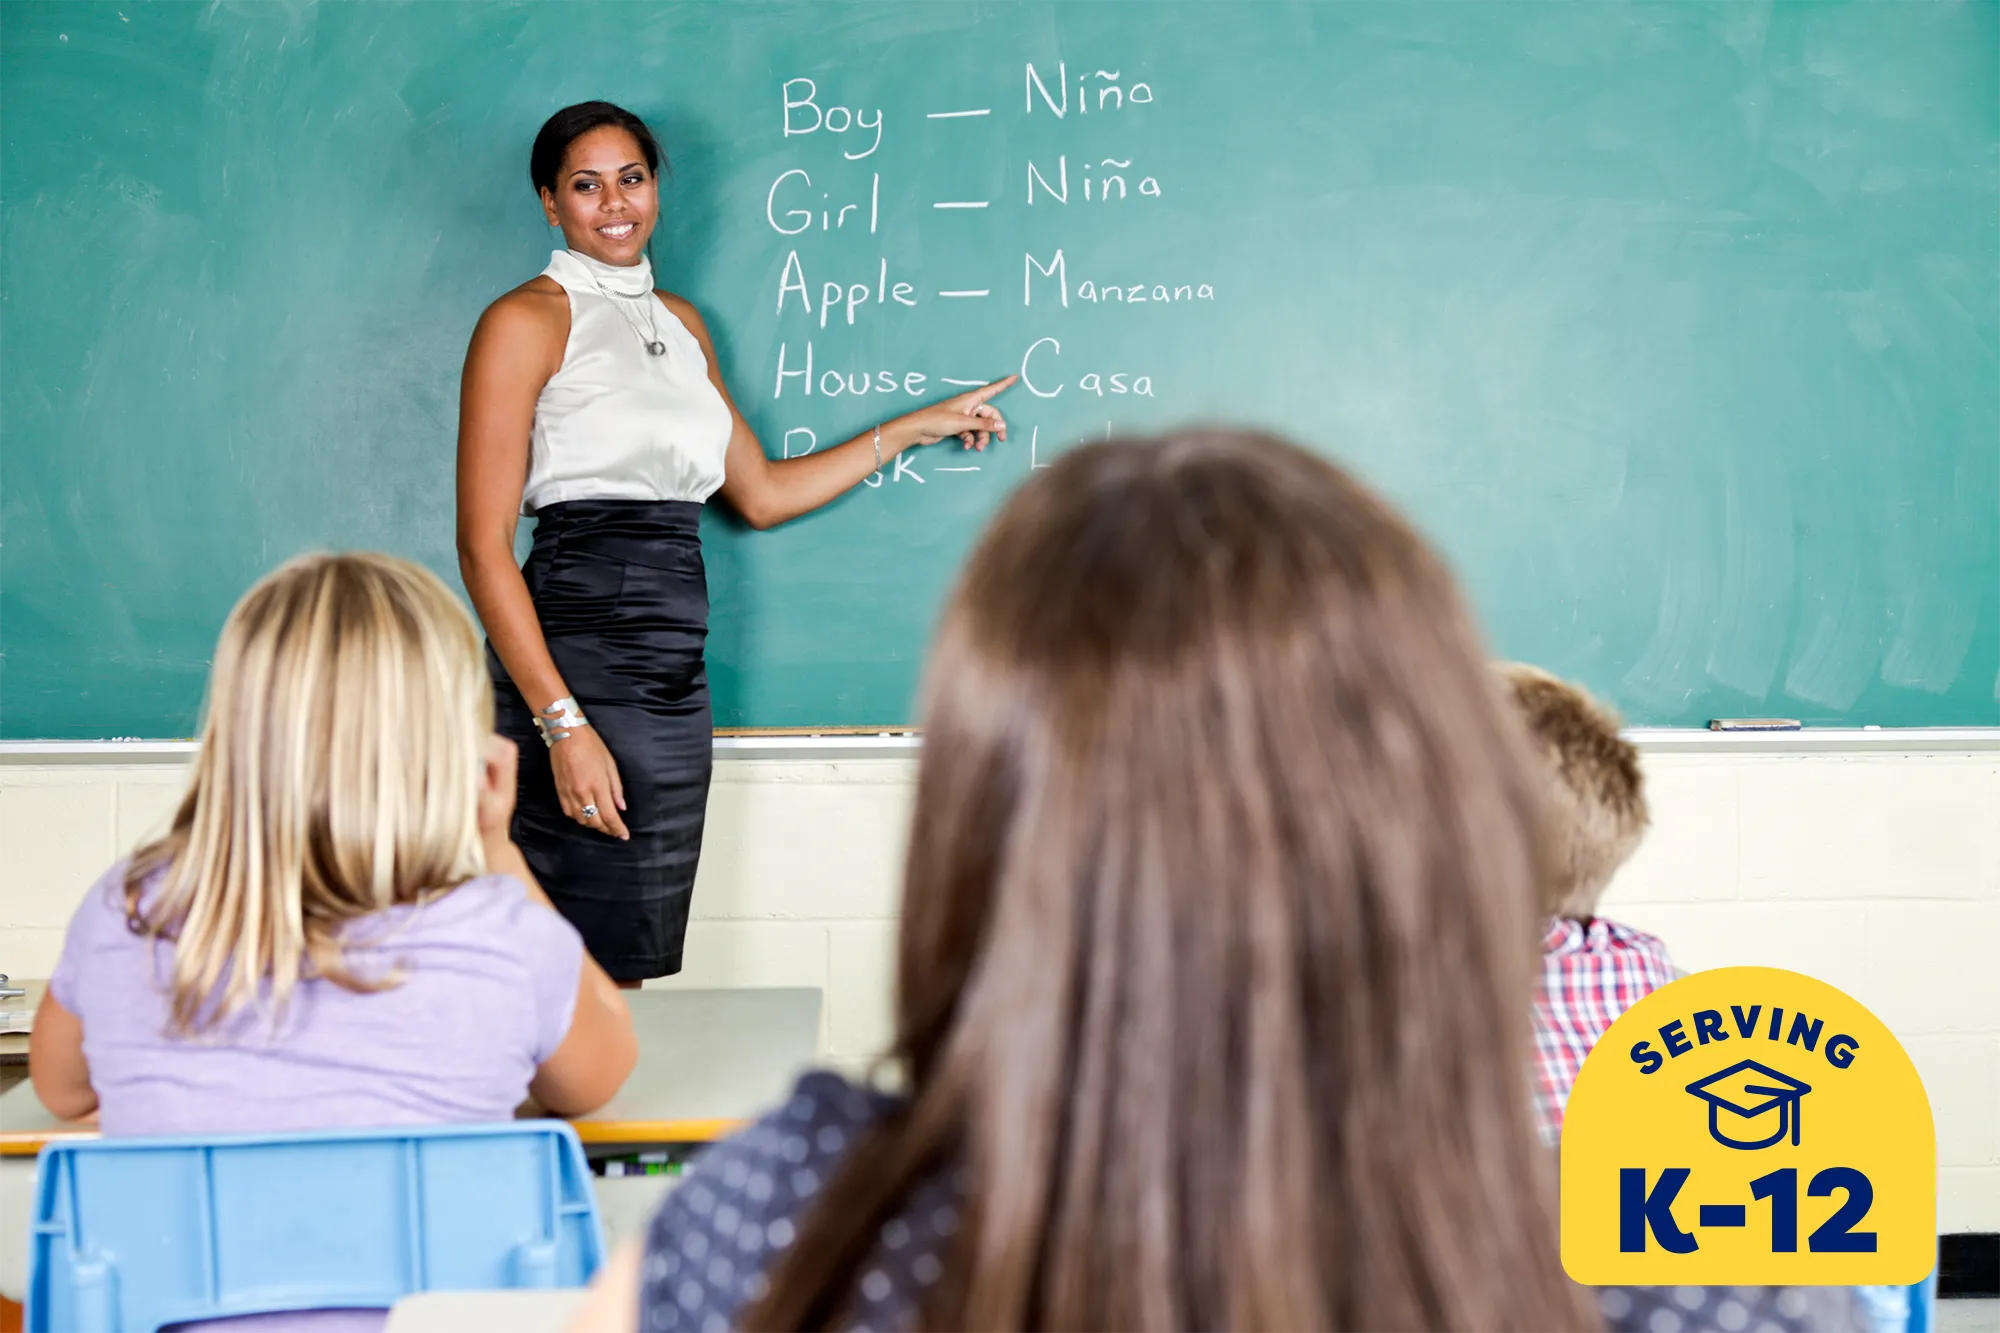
[[748, 431, 1594, 1331]]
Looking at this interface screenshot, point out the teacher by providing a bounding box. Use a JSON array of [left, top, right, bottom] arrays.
[[457, 101, 1013, 985]]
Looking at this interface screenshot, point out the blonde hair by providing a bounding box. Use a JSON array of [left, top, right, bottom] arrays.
[[127, 553, 493, 1032], [1498, 663, 1649, 918]]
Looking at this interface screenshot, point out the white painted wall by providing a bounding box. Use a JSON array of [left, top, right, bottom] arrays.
[[3, 748, 1995, 1230]]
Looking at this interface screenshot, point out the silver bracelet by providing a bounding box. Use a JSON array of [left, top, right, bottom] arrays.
[[532, 695, 590, 747], [872, 423, 882, 472]]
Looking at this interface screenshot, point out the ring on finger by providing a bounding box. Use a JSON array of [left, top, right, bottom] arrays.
[[580, 803, 599, 819]]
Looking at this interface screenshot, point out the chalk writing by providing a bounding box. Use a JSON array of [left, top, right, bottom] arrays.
[[1027, 157, 1162, 204], [782, 78, 884, 158], [767, 169, 879, 235], [1024, 250, 1213, 307], [1019, 337, 1155, 399], [1025, 62, 1155, 116], [775, 253, 918, 326], [759, 56, 1188, 489]]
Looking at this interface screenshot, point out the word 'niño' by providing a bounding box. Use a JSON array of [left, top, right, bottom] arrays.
[[1630, 1005, 1859, 1075]]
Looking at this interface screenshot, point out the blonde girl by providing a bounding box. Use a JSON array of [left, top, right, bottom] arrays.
[[32, 552, 634, 1136]]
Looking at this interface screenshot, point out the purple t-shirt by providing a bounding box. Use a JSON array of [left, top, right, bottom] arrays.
[[51, 862, 585, 1137], [47, 864, 588, 1333]]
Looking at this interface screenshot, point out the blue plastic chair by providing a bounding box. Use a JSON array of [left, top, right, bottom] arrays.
[[27, 1122, 604, 1333], [1904, 1269, 1938, 1333], [1856, 1272, 1939, 1333]]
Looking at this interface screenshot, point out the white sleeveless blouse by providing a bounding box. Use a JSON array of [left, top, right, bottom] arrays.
[[520, 249, 733, 514]]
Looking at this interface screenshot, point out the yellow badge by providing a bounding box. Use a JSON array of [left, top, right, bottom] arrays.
[[1561, 966, 1933, 1285]]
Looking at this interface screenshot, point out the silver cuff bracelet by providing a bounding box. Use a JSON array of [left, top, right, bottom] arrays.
[[533, 696, 590, 747]]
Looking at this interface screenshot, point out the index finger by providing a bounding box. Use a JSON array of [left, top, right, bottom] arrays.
[[962, 374, 1018, 407]]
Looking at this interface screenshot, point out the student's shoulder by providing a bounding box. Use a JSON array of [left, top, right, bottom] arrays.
[[1545, 915, 1682, 985], [679, 1071, 890, 1204], [762, 1069, 891, 1144], [427, 872, 565, 931], [51, 860, 158, 1007], [72, 859, 147, 931], [432, 874, 583, 968], [1588, 914, 1677, 959], [642, 1071, 893, 1320]]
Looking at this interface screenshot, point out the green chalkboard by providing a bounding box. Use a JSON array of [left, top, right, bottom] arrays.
[[4, 1, 1996, 737]]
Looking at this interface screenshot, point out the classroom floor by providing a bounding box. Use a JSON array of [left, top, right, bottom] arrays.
[[1941, 1299, 2000, 1333]]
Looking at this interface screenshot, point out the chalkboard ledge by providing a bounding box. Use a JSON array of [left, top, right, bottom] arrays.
[[0, 735, 925, 765], [5, 729, 2000, 765], [1621, 727, 2000, 754]]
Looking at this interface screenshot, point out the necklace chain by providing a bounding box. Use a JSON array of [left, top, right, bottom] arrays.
[[588, 271, 667, 357]]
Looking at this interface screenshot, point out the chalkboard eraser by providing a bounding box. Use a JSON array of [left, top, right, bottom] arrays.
[[1708, 718, 1802, 731]]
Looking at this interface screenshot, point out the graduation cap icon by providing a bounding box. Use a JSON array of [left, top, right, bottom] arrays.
[[1685, 1059, 1812, 1150]]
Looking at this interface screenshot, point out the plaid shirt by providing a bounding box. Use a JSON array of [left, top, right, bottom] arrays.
[[1532, 916, 1679, 1142]]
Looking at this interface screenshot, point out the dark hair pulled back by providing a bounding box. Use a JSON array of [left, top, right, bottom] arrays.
[[529, 101, 666, 195]]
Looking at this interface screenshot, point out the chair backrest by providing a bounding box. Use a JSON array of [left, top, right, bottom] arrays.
[[1905, 1270, 1938, 1333], [382, 1288, 589, 1333], [28, 1121, 604, 1333]]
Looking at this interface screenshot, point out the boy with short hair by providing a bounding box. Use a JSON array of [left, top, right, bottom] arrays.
[[1501, 664, 1680, 1141]]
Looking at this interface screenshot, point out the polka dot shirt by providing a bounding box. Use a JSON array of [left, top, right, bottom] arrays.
[[640, 1075, 1865, 1333], [638, 1072, 960, 1333], [1594, 1284, 1866, 1333]]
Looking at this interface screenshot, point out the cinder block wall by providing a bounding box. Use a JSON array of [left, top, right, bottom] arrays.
[[4, 749, 1994, 1229]]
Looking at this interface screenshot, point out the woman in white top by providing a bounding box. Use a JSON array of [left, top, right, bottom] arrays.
[[457, 103, 1013, 983]]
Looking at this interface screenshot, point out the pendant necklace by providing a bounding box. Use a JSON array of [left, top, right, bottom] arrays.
[[590, 272, 667, 356]]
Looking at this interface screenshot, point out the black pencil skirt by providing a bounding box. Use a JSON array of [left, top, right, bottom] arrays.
[[489, 499, 712, 981]]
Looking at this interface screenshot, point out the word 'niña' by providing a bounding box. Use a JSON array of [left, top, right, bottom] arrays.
[[1630, 1005, 1859, 1075], [1028, 156, 1162, 203]]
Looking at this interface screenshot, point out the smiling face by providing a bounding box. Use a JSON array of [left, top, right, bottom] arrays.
[[540, 124, 659, 267]]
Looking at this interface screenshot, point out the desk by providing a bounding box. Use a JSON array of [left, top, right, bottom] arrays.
[[0, 982, 43, 1074], [568, 986, 823, 1148], [0, 986, 821, 1156], [0, 987, 823, 1300]]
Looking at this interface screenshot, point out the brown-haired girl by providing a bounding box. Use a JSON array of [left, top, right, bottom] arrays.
[[566, 428, 1594, 1331]]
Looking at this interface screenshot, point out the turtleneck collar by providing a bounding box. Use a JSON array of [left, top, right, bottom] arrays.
[[547, 247, 654, 299]]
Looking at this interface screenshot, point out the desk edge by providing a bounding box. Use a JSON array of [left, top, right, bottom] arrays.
[[0, 1116, 749, 1156]]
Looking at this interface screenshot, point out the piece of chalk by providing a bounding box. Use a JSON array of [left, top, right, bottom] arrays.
[[1708, 718, 1802, 731]]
